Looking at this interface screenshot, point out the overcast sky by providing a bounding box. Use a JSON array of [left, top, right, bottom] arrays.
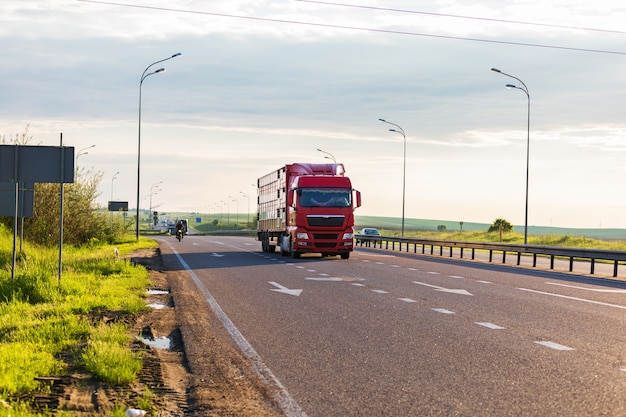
[[2, 0, 626, 229]]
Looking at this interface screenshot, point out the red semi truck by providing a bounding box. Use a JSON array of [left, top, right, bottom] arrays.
[[257, 163, 361, 259]]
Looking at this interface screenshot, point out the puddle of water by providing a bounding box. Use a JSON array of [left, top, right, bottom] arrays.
[[146, 289, 169, 295], [139, 336, 172, 349], [146, 302, 168, 310]]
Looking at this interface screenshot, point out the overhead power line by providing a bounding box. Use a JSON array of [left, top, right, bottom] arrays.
[[295, 0, 626, 35], [76, 0, 626, 56]]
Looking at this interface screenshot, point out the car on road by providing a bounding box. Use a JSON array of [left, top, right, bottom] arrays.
[[358, 227, 381, 243]]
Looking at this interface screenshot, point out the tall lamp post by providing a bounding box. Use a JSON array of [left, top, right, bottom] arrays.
[[76, 144, 95, 164], [240, 191, 250, 228], [230, 196, 239, 227], [379, 118, 407, 237], [110, 171, 119, 201], [491, 67, 530, 245], [136, 52, 182, 240], [317, 148, 337, 163]]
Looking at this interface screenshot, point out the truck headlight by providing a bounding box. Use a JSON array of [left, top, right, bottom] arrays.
[[343, 233, 354, 239], [296, 232, 309, 239]]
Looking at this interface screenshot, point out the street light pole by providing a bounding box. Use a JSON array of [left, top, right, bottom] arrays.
[[379, 118, 407, 237], [136, 52, 181, 240], [491, 68, 531, 245], [316, 148, 337, 163], [111, 171, 119, 201], [76, 144, 95, 164], [230, 196, 239, 227], [240, 191, 250, 228]]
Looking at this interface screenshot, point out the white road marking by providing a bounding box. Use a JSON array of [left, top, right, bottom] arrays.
[[372, 289, 388, 294], [546, 282, 626, 293], [477, 280, 493, 284], [518, 288, 626, 310], [535, 341, 574, 351], [391, 265, 400, 268], [398, 298, 416, 303], [375, 262, 385, 265], [449, 275, 464, 279], [427, 271, 440, 275], [164, 241, 307, 416], [408, 268, 419, 271], [319, 273, 329, 277], [269, 282, 303, 297], [432, 308, 455, 314], [305, 277, 344, 282], [352, 283, 365, 287], [475, 322, 505, 330], [413, 281, 473, 296]]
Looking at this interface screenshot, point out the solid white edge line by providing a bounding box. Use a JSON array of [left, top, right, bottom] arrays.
[[163, 240, 308, 417], [518, 287, 626, 310]]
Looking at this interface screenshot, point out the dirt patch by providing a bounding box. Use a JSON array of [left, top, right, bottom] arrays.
[[25, 248, 284, 416]]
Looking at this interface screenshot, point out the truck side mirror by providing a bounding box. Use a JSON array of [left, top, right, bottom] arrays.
[[355, 190, 361, 208]]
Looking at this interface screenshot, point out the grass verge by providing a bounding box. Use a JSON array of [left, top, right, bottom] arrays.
[[0, 226, 156, 416]]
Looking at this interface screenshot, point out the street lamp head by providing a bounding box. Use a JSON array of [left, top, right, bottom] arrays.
[[378, 118, 386, 122], [155, 68, 166, 74], [171, 52, 182, 58], [505, 83, 516, 89], [490, 68, 501, 73]]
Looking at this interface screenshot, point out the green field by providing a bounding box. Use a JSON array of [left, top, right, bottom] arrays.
[[355, 215, 626, 241]]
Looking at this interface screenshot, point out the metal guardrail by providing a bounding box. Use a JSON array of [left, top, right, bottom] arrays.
[[355, 235, 626, 278]]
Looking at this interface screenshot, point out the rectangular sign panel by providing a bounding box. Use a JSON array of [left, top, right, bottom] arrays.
[[0, 182, 34, 217], [0, 145, 75, 183], [108, 201, 129, 212]]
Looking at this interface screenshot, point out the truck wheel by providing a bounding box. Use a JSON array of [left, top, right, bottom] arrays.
[[290, 240, 300, 259], [340, 252, 350, 259], [268, 244, 276, 253]]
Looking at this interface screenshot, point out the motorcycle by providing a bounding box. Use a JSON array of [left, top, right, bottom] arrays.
[[176, 228, 184, 242]]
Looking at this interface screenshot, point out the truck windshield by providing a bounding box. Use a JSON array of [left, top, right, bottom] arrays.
[[298, 188, 352, 208]]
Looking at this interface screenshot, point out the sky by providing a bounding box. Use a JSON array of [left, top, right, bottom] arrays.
[[2, 0, 626, 229]]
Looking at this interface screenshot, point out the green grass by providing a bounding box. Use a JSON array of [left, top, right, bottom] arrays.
[[355, 216, 626, 250], [0, 226, 156, 415]]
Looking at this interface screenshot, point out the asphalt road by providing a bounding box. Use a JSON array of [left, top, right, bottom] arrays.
[[158, 235, 626, 417]]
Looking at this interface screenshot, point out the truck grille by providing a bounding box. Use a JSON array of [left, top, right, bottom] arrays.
[[307, 215, 345, 227], [315, 242, 337, 248], [313, 234, 339, 240]]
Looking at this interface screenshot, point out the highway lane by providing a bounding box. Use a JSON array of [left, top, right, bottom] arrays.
[[158, 235, 626, 416]]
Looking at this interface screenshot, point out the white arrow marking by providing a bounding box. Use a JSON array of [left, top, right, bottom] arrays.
[[412, 281, 473, 296], [518, 288, 626, 310], [269, 282, 302, 297], [546, 282, 626, 293], [210, 253, 225, 257]]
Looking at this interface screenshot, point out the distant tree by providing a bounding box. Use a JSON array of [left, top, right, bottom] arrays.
[[437, 224, 447, 232], [488, 218, 513, 233]]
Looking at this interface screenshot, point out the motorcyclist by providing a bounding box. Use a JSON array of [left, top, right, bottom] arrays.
[[175, 220, 185, 239]]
